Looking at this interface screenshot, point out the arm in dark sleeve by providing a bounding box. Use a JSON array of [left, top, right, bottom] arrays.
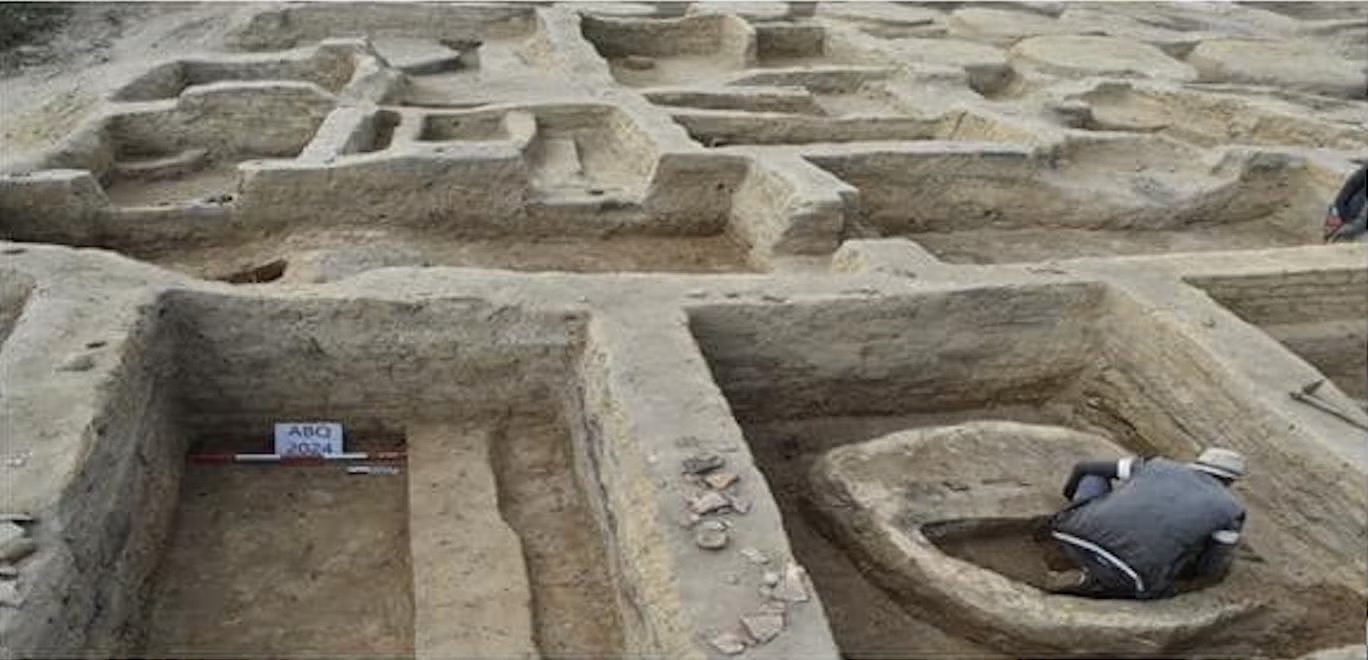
[[1190, 512, 1246, 580], [1334, 165, 1367, 218], [1061, 459, 1122, 500]]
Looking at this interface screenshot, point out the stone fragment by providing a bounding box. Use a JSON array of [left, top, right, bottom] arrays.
[[741, 547, 770, 565], [682, 453, 725, 475], [773, 561, 810, 602], [741, 611, 785, 644], [0, 581, 20, 608], [688, 491, 731, 515], [694, 520, 729, 550], [0, 523, 22, 547], [705, 471, 738, 490], [707, 629, 749, 655], [0, 538, 37, 564], [621, 55, 656, 70], [57, 353, 95, 372], [728, 495, 752, 514], [762, 571, 780, 587]]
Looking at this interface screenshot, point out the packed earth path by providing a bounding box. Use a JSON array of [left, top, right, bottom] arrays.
[[0, 2, 1365, 659]]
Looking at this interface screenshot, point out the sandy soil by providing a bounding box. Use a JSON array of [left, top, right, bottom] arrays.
[[1, 4, 246, 168]]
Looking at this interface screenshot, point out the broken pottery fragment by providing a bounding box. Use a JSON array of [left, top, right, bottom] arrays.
[[683, 452, 725, 475], [689, 491, 731, 515]]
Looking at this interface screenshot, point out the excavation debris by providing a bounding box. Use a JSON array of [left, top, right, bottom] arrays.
[[741, 610, 785, 644], [706, 629, 749, 655], [0, 524, 22, 548], [705, 471, 738, 490], [741, 547, 770, 565], [0, 582, 22, 608], [688, 491, 730, 515], [682, 452, 725, 475], [694, 520, 729, 550], [772, 561, 810, 602]]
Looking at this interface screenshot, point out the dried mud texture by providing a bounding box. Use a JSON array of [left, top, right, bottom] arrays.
[[142, 464, 415, 658], [0, 3, 1365, 660]]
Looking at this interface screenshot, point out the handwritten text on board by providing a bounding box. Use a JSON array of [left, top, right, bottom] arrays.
[[274, 422, 344, 456]]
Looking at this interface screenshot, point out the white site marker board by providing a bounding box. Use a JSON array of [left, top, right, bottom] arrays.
[[274, 422, 344, 456]]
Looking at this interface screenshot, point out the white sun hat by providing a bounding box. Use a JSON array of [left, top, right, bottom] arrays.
[[1191, 448, 1246, 481]]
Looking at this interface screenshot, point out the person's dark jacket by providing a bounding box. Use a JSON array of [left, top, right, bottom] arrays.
[[1051, 457, 1245, 599], [1326, 163, 1367, 242]]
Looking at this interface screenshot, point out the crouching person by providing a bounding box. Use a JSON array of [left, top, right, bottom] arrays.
[[1044, 448, 1247, 599]]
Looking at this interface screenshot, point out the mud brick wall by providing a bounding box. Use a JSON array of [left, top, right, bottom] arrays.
[[1081, 287, 1367, 587], [1185, 268, 1367, 398], [5, 299, 184, 657], [114, 47, 356, 102], [582, 14, 740, 58], [164, 291, 587, 437], [689, 282, 1106, 421], [1186, 269, 1368, 326], [108, 82, 335, 160], [234, 150, 530, 232], [755, 24, 825, 59], [227, 3, 536, 51]]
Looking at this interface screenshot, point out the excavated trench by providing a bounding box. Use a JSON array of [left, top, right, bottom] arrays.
[[1188, 268, 1368, 402], [689, 283, 1365, 658], [3, 99, 759, 278], [804, 136, 1333, 264], [72, 292, 627, 658]]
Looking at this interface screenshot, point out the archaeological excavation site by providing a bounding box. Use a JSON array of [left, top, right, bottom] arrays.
[[0, 1, 1365, 658]]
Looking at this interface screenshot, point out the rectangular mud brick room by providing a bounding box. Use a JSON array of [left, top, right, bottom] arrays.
[[1, 2, 1365, 659]]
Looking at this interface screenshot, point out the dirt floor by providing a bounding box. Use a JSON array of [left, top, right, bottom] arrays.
[[492, 414, 625, 657], [743, 407, 1071, 658], [103, 162, 241, 207], [923, 518, 1072, 590], [143, 463, 415, 657]]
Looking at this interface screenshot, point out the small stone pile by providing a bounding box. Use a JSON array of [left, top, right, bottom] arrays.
[[679, 452, 813, 655], [681, 451, 748, 550]]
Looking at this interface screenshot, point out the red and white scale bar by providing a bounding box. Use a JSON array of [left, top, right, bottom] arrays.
[[187, 451, 406, 465]]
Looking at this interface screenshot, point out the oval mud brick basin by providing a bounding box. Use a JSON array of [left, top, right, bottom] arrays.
[[806, 421, 1257, 655], [1009, 35, 1199, 82]]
